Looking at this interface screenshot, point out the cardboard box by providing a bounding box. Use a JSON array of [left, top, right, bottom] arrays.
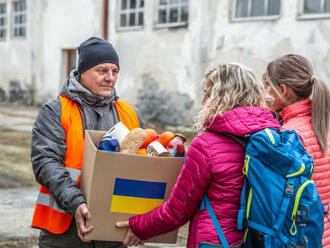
[[81, 130, 183, 243]]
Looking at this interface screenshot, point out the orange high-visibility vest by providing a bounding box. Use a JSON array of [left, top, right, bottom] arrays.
[[31, 96, 140, 234]]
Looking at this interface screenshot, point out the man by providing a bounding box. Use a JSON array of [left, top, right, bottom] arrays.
[[31, 37, 143, 248]]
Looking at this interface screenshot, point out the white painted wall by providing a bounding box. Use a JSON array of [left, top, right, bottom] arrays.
[[110, 0, 330, 108], [0, 0, 104, 103], [1, 0, 330, 106]]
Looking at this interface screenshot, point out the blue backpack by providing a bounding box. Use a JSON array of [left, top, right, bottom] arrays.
[[199, 128, 325, 248]]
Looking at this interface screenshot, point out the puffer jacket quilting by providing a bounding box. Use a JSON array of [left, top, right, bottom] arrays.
[[280, 99, 330, 248], [129, 106, 280, 247]]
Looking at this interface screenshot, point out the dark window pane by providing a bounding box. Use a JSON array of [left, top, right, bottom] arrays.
[[181, 0, 188, 3], [139, 0, 144, 7], [138, 12, 143, 25], [170, 0, 178, 4], [181, 5, 188, 22], [0, 29, 6, 38], [251, 0, 265, 17], [129, 12, 135, 25], [236, 0, 248, 17], [0, 4, 6, 14], [15, 16, 19, 23], [70, 52, 76, 68], [325, 0, 330, 13], [22, 0, 26, 10], [169, 7, 178, 22], [22, 14, 26, 23], [159, 0, 167, 5], [0, 18, 3, 26], [130, 0, 136, 9], [121, 0, 127, 10], [304, 0, 321, 13], [158, 9, 167, 23], [268, 0, 280, 15], [120, 14, 126, 26]]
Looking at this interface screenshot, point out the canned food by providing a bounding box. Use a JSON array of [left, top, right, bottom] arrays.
[[147, 141, 171, 157], [105, 122, 130, 143], [167, 134, 186, 157]]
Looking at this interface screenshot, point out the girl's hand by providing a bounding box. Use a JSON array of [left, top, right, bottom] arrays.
[[116, 221, 145, 246]]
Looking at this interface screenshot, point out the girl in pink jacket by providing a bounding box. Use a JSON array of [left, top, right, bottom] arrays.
[[117, 64, 280, 247], [263, 54, 330, 247]]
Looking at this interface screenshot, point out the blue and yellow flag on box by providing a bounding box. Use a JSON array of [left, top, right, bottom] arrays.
[[110, 178, 167, 214]]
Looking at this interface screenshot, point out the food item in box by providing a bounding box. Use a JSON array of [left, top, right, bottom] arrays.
[[159, 131, 175, 147], [167, 134, 186, 157], [105, 122, 130, 143], [147, 141, 171, 157], [136, 148, 148, 156], [119, 128, 147, 154], [97, 135, 120, 152], [141, 129, 158, 148]]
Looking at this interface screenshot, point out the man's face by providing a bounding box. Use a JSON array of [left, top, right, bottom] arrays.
[[80, 63, 119, 97]]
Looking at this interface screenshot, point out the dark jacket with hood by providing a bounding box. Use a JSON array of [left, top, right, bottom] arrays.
[[31, 70, 143, 248]]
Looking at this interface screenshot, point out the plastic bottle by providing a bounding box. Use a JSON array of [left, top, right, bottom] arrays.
[[97, 135, 119, 152]]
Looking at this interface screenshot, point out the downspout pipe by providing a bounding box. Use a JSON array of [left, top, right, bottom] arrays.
[[103, 0, 109, 40]]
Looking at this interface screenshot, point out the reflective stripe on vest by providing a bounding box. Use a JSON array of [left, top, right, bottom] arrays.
[[32, 96, 139, 234]]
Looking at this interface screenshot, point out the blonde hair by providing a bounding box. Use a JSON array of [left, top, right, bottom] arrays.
[[264, 54, 330, 154], [194, 63, 268, 132]]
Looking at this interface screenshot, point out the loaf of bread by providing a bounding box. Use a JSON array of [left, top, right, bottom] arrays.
[[119, 128, 147, 154]]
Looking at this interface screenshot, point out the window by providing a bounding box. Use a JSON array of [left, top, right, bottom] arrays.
[[156, 0, 189, 27], [12, 0, 26, 38], [304, 0, 330, 14], [118, 0, 144, 28], [234, 0, 280, 19], [0, 3, 7, 40]]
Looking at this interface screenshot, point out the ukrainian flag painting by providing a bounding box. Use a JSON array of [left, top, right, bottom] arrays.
[[110, 178, 167, 214]]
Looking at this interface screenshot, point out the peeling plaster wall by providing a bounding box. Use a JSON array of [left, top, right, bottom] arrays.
[[108, 0, 330, 125], [38, 0, 103, 102], [1, 0, 330, 121], [0, 0, 103, 103]]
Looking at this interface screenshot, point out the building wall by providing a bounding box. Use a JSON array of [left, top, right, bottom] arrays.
[[0, 0, 104, 104], [1, 0, 330, 125], [109, 0, 330, 125]]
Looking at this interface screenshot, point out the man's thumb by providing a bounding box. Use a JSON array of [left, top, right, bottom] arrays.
[[82, 206, 91, 219]]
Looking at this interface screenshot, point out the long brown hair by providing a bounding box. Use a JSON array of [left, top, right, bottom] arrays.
[[265, 54, 330, 154]]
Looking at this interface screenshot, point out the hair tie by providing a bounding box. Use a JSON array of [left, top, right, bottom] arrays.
[[311, 75, 316, 83]]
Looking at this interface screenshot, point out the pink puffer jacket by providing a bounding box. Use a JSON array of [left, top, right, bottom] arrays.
[[129, 106, 280, 247], [280, 99, 330, 247]]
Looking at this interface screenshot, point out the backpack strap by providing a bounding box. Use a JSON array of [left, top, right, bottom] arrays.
[[200, 194, 230, 248], [219, 132, 249, 148], [324, 203, 330, 225], [237, 180, 246, 231]]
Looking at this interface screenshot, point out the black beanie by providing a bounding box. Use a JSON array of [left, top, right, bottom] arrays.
[[77, 37, 119, 74]]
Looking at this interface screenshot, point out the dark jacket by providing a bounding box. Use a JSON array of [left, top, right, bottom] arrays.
[[31, 70, 143, 248]]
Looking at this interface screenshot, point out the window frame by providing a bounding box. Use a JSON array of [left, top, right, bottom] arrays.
[[0, 1, 7, 41], [154, 0, 189, 28], [11, 0, 26, 39], [297, 0, 330, 20], [117, 0, 144, 31], [231, 0, 281, 22]]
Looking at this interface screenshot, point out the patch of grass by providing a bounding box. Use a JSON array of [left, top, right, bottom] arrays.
[[0, 128, 36, 187]]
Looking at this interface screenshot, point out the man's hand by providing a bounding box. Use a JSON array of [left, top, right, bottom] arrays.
[[75, 203, 93, 242], [116, 221, 144, 246]]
